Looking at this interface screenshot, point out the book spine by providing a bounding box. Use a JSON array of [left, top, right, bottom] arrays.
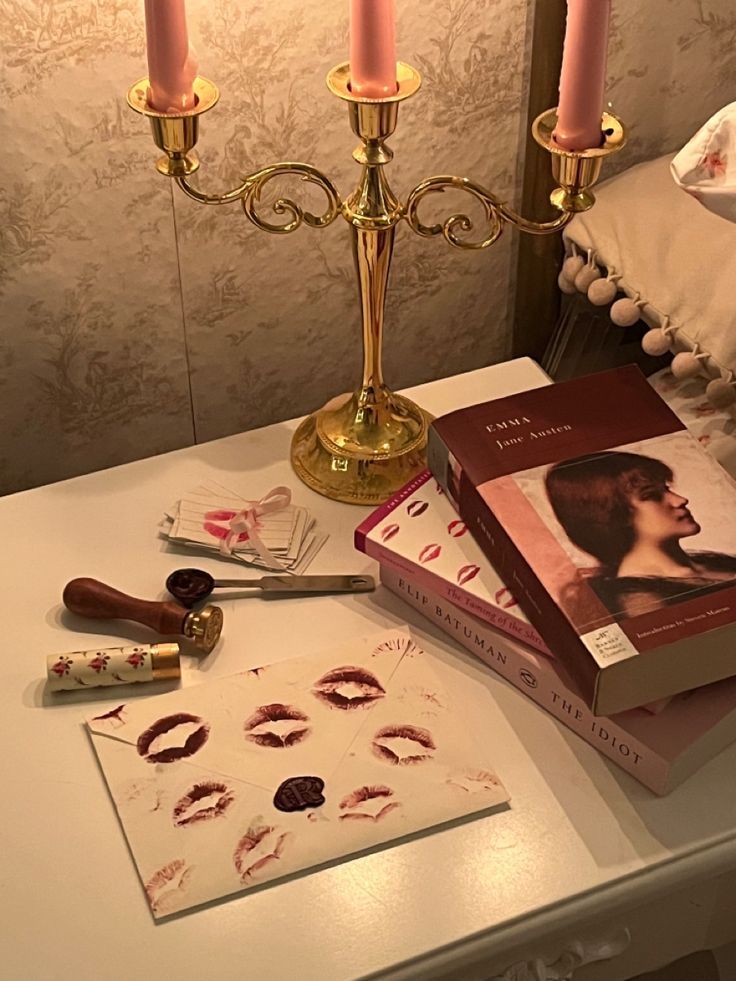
[[358, 530, 551, 656], [380, 565, 669, 795], [428, 427, 599, 710]]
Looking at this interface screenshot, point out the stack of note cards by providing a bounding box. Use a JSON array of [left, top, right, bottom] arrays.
[[160, 479, 327, 573]]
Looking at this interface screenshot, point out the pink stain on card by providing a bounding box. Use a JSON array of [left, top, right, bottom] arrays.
[[203, 509, 250, 543], [419, 544, 441, 564], [695, 403, 717, 417], [457, 564, 480, 585], [407, 501, 428, 517], [447, 519, 467, 537]]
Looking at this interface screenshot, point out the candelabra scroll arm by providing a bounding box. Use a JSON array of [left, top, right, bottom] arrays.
[[174, 175, 257, 206], [241, 164, 342, 234], [404, 175, 572, 251], [495, 203, 574, 236], [176, 164, 342, 234]]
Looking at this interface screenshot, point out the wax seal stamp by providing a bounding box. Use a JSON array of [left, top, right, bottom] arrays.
[[273, 776, 325, 813]]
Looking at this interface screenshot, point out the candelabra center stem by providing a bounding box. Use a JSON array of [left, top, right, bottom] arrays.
[[344, 163, 402, 229]]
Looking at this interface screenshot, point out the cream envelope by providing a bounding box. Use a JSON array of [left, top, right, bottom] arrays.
[[86, 628, 509, 919]]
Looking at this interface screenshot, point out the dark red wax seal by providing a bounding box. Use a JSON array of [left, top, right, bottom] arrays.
[[273, 776, 325, 813]]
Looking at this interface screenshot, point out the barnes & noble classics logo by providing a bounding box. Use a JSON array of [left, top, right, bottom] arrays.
[[519, 668, 537, 689]]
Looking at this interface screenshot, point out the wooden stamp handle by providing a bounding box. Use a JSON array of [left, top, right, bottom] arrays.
[[63, 578, 187, 636]]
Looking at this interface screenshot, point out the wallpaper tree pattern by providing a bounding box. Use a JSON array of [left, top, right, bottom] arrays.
[[0, 0, 733, 493]]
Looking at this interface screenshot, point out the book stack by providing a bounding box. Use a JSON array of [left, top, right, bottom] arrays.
[[355, 366, 736, 793]]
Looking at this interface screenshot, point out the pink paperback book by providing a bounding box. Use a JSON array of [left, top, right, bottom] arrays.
[[356, 469, 674, 714], [355, 469, 550, 655]]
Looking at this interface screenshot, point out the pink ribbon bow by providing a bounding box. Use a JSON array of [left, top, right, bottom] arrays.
[[218, 486, 292, 568]]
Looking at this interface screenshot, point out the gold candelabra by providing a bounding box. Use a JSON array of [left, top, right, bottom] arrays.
[[127, 64, 626, 506]]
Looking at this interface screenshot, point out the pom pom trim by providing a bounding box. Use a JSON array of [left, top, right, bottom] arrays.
[[560, 243, 736, 413]]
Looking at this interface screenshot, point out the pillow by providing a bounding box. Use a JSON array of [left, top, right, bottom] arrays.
[[671, 102, 736, 223], [561, 153, 736, 408]]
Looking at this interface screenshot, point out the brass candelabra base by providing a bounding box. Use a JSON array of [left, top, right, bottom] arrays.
[[128, 64, 626, 505], [291, 390, 432, 505]]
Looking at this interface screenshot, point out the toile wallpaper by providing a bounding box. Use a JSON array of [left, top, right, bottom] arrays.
[[1, 0, 734, 494], [603, 0, 736, 177]]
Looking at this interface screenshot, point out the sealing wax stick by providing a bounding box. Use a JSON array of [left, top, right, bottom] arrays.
[[349, 0, 398, 98], [47, 643, 180, 692], [144, 0, 198, 112]]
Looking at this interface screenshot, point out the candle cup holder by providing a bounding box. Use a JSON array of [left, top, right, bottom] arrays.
[[127, 77, 220, 177], [532, 109, 626, 213], [128, 63, 626, 505]]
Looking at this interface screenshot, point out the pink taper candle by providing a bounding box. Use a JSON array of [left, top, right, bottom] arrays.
[[144, 0, 198, 113], [555, 0, 611, 151], [349, 0, 398, 98]]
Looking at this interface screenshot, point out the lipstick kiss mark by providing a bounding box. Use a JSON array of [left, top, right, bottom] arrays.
[[145, 859, 194, 915], [91, 704, 126, 723], [457, 564, 480, 585], [494, 587, 518, 609], [233, 822, 290, 881], [447, 519, 467, 537], [173, 781, 235, 827], [419, 543, 441, 564], [243, 704, 311, 748], [446, 768, 503, 794], [373, 638, 421, 658], [407, 500, 428, 517], [380, 523, 400, 542], [137, 713, 210, 764], [372, 724, 436, 766], [312, 665, 385, 710], [339, 785, 401, 822]]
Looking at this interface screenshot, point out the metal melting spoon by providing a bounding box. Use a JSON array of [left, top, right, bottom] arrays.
[[166, 567, 375, 608]]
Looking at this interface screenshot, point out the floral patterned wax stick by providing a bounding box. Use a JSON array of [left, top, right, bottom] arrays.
[[46, 643, 180, 692]]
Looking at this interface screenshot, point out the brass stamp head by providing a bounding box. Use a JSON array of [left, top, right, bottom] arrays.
[[183, 605, 224, 654]]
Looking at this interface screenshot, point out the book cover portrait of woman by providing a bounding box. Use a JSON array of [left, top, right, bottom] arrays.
[[544, 450, 736, 623]]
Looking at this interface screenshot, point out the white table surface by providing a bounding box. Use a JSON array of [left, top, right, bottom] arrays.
[[3, 358, 736, 981]]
